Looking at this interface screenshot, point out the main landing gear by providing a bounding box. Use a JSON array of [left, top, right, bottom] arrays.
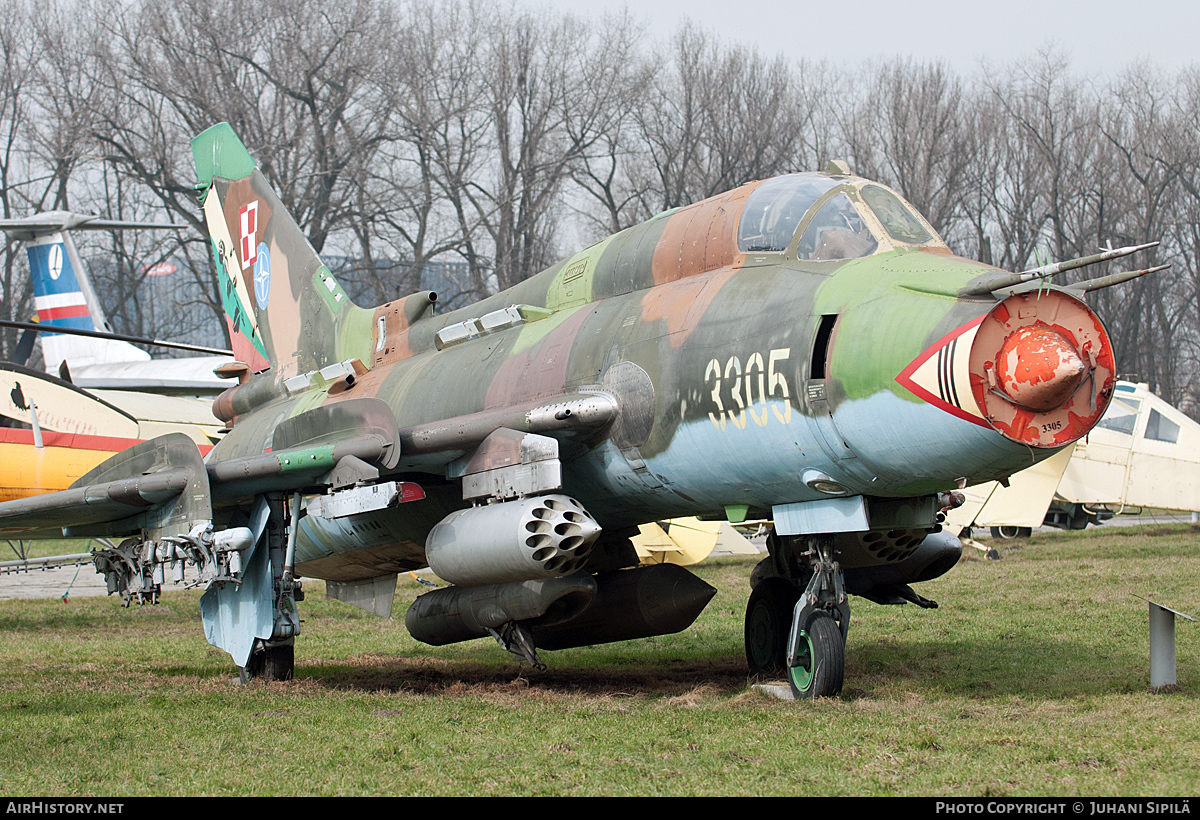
[[745, 533, 849, 699], [240, 641, 295, 683], [990, 525, 1032, 540]]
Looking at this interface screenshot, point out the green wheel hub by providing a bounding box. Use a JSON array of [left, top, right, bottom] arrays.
[[788, 629, 816, 693]]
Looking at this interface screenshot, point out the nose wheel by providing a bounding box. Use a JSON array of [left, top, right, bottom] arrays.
[[787, 610, 844, 699]]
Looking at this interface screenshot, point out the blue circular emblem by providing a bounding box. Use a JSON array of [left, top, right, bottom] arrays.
[[253, 242, 271, 308]]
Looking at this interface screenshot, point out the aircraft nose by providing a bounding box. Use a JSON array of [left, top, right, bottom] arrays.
[[994, 325, 1088, 412], [968, 289, 1116, 448]]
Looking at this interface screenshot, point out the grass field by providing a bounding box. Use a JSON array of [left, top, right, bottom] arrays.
[[1, 525, 1197, 796]]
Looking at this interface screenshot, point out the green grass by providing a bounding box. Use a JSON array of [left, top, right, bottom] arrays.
[[1, 525, 1198, 796]]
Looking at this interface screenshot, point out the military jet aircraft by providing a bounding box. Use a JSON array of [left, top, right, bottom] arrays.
[[0, 124, 1157, 697]]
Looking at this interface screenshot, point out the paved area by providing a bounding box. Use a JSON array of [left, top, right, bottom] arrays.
[[0, 562, 109, 601], [1083, 513, 1198, 528]]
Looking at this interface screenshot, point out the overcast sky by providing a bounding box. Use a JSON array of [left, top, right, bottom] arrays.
[[540, 0, 1198, 79]]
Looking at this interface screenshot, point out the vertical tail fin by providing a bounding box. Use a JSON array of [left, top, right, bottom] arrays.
[[192, 124, 367, 379], [27, 231, 150, 372]]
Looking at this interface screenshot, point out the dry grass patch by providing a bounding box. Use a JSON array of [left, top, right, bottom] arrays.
[[0, 526, 1197, 795]]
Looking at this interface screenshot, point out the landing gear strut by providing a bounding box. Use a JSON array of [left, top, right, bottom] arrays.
[[745, 532, 849, 699], [227, 495, 303, 683], [785, 537, 848, 699]]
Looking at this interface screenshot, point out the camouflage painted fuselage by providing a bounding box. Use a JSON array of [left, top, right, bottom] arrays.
[[201, 158, 1094, 583]]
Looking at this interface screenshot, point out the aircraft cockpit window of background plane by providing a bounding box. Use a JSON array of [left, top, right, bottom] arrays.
[[1093, 390, 1183, 445], [1145, 408, 1180, 444], [1096, 397, 1141, 435]]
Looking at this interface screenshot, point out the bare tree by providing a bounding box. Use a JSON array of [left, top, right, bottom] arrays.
[[473, 7, 604, 290], [839, 59, 975, 239], [984, 50, 1104, 264], [0, 1, 41, 363], [635, 23, 815, 213], [959, 91, 1050, 269], [1166, 67, 1200, 412], [564, 12, 656, 237]]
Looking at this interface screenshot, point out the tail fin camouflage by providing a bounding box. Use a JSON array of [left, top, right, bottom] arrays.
[[192, 123, 367, 378]]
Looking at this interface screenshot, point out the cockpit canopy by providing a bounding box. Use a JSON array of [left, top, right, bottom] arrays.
[[736, 172, 944, 261]]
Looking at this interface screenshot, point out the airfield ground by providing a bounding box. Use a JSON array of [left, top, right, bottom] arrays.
[[0, 514, 1186, 602], [0, 524, 1197, 796]]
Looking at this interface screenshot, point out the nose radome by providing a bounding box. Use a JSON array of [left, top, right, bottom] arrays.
[[895, 288, 1116, 448], [968, 289, 1116, 448], [995, 325, 1088, 411]]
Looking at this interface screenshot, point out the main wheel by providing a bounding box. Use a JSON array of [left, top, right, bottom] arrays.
[[1068, 508, 1090, 530], [787, 611, 844, 699], [744, 577, 798, 677], [240, 644, 294, 682], [991, 525, 1032, 540]]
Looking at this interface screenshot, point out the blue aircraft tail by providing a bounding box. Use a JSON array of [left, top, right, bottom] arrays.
[[26, 231, 150, 371]]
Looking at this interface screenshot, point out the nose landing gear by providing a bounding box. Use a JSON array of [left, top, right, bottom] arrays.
[[785, 538, 848, 699], [745, 533, 849, 699]]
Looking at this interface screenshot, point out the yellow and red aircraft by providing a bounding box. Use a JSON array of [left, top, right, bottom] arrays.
[[0, 362, 220, 501]]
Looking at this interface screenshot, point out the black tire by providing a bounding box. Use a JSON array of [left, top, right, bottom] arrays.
[[744, 577, 798, 677], [1068, 509, 1089, 530], [787, 611, 844, 700], [991, 525, 1032, 540], [240, 644, 294, 682]]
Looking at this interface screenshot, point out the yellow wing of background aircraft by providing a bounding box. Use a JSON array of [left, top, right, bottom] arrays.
[[632, 517, 759, 565]]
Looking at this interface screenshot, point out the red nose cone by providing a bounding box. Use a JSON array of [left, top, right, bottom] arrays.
[[968, 289, 1116, 448], [995, 325, 1087, 411]]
